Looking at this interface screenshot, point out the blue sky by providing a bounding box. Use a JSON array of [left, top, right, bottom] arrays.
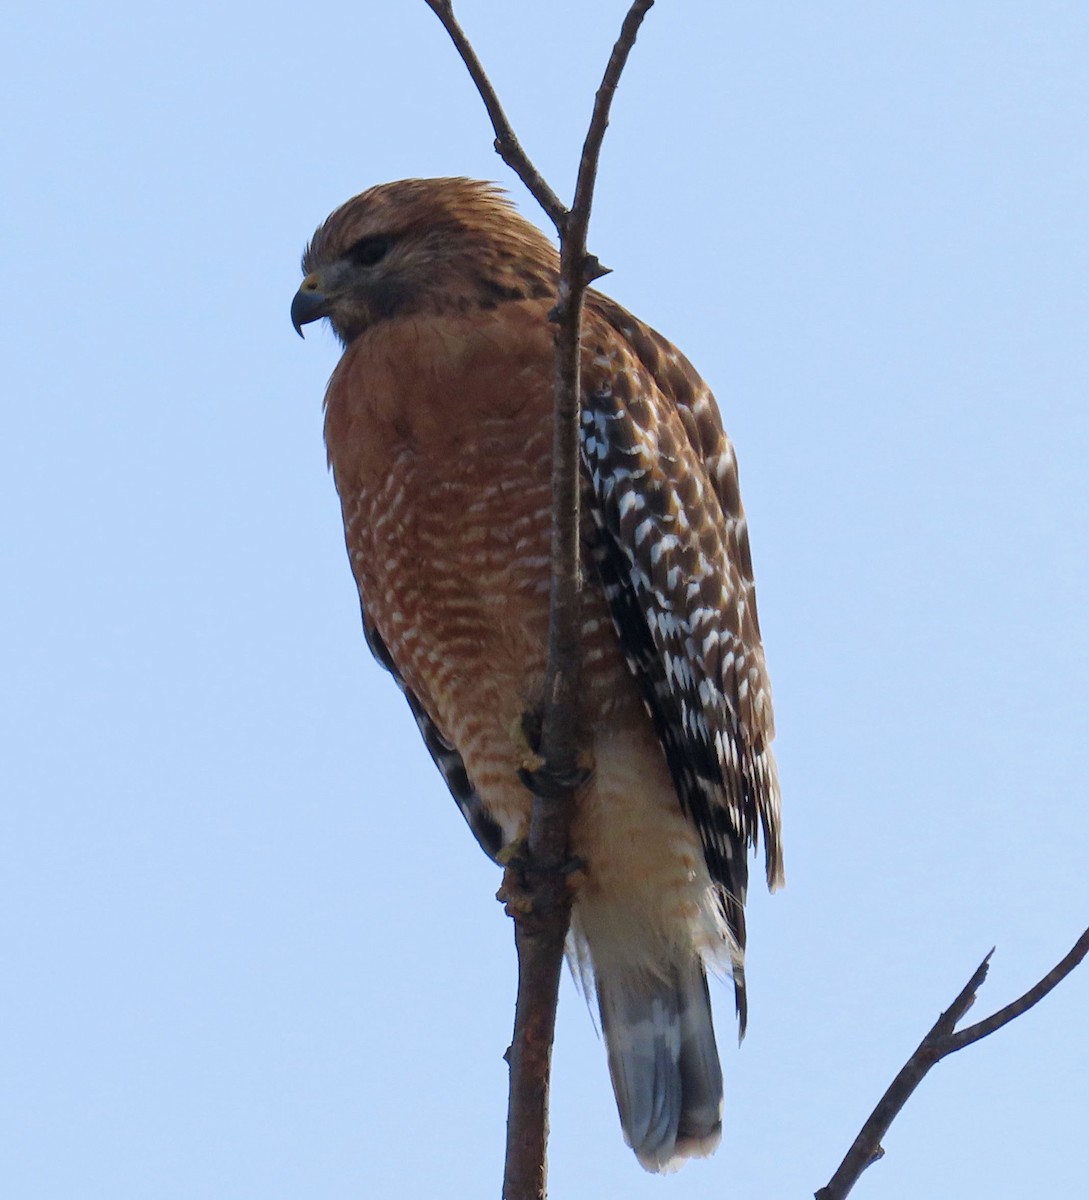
[[3, 2, 1087, 1197]]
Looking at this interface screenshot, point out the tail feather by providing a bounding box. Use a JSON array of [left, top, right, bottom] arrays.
[[675, 968, 725, 1155], [597, 961, 723, 1173]]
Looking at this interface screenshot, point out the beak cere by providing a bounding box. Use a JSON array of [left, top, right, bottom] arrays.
[[291, 273, 329, 337]]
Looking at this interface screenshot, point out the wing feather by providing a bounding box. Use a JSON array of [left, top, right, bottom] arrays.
[[581, 302, 783, 1026]]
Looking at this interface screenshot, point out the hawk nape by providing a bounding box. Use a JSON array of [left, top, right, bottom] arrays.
[[293, 178, 783, 1172]]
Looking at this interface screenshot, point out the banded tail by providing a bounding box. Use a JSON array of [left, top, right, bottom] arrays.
[[596, 959, 723, 1172]]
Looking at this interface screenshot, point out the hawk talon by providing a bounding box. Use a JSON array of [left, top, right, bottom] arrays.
[[518, 762, 592, 800], [494, 837, 526, 868], [496, 850, 585, 916], [561, 853, 587, 877], [520, 710, 543, 756], [560, 853, 589, 893], [496, 861, 535, 915]]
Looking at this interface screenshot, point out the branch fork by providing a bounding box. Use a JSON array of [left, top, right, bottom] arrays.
[[424, 4, 655, 1198], [423, 6, 1087, 1199], [817, 928, 1089, 1200]]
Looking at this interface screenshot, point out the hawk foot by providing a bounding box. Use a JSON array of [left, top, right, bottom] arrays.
[[517, 761, 592, 800], [496, 847, 585, 917]]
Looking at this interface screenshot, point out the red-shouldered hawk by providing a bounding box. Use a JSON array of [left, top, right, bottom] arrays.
[[292, 178, 783, 1173]]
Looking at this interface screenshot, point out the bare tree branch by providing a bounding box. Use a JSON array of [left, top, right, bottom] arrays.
[[535, 0, 656, 860], [946, 926, 1089, 1053], [422, 0, 567, 231], [424, 3, 655, 1198], [816, 926, 1089, 1200], [425, 9, 1086, 1200]]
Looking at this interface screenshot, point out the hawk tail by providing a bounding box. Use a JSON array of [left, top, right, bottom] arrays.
[[597, 959, 723, 1172]]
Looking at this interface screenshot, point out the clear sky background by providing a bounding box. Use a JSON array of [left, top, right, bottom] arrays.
[[3, 3, 1087, 1197]]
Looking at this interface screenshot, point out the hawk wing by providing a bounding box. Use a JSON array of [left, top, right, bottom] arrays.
[[358, 601, 504, 863], [580, 298, 783, 1026]]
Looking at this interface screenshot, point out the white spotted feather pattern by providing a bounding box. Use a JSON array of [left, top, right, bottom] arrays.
[[580, 302, 783, 1028]]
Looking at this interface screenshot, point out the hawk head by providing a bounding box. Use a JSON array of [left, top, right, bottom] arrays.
[[291, 177, 559, 344]]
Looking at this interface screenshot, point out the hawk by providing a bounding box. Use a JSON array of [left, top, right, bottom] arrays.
[[292, 178, 782, 1172]]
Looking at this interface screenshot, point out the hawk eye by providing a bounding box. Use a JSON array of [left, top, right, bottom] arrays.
[[346, 235, 393, 268]]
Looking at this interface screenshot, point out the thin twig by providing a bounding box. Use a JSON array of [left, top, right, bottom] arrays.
[[422, 0, 568, 231], [536, 0, 657, 864], [816, 926, 1089, 1200], [424, 3, 655, 1198], [565, 0, 656, 286], [946, 926, 1089, 1052], [814, 953, 993, 1200]]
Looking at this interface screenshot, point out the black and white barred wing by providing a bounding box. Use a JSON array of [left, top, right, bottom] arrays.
[[580, 314, 783, 974]]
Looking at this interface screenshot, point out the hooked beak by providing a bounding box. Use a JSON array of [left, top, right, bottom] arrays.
[[291, 272, 329, 337]]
